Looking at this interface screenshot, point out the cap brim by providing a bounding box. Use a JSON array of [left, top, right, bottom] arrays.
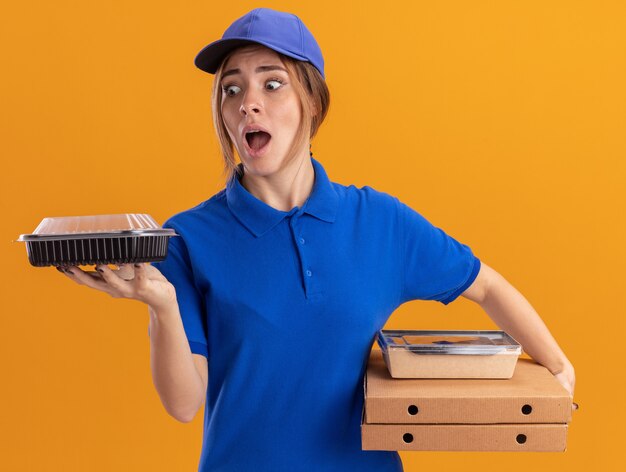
[[194, 38, 258, 74], [194, 37, 310, 74]]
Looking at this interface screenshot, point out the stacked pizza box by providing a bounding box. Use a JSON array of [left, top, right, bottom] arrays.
[[361, 330, 573, 452]]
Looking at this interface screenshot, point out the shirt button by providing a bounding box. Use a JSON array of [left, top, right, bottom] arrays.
[[299, 237, 305, 244], [306, 270, 312, 277]]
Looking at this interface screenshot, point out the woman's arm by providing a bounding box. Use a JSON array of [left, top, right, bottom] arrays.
[[60, 263, 208, 421], [462, 262, 576, 400], [149, 303, 208, 423]]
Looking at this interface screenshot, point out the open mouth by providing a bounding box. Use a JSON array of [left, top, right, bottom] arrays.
[[245, 130, 272, 152]]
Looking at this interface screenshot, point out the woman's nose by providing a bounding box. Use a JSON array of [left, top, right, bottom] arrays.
[[240, 103, 260, 115], [239, 88, 263, 116]]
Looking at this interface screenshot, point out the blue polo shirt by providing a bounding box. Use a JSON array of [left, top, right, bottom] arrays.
[[152, 157, 481, 471]]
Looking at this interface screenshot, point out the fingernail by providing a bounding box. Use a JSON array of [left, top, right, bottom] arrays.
[[65, 269, 74, 275], [134, 263, 141, 268], [97, 268, 104, 273]]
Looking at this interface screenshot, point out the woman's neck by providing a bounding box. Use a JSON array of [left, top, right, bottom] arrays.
[[240, 152, 315, 212]]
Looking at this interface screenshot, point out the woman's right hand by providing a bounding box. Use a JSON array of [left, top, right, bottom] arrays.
[[57, 263, 177, 311]]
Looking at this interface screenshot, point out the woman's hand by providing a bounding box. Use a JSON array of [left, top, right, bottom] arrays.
[[57, 263, 177, 312], [551, 362, 578, 411]]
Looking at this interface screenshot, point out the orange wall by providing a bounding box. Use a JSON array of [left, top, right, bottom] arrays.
[[2, 1, 624, 470]]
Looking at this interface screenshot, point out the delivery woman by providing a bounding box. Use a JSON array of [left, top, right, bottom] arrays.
[[58, 7, 576, 472]]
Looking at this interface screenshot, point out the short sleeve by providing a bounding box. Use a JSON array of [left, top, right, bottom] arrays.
[[398, 200, 481, 306], [150, 225, 209, 358]]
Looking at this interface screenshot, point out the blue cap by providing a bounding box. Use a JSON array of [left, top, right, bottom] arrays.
[[194, 8, 325, 79]]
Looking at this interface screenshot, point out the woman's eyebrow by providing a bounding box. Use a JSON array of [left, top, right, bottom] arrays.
[[221, 65, 288, 79]]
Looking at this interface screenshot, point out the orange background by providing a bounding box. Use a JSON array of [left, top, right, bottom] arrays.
[[2, 1, 624, 470]]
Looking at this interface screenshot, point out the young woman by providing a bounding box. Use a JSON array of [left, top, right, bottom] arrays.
[[58, 8, 576, 472]]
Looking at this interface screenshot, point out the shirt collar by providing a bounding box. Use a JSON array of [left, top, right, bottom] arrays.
[[226, 157, 339, 238]]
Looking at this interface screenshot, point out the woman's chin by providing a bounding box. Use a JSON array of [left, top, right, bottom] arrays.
[[238, 143, 304, 177], [240, 154, 281, 176], [240, 147, 286, 171]]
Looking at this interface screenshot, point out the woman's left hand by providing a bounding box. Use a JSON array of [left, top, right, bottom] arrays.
[[552, 362, 578, 411]]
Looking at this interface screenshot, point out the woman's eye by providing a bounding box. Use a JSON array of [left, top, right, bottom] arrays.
[[223, 85, 241, 96], [222, 79, 283, 97], [266, 79, 283, 91]]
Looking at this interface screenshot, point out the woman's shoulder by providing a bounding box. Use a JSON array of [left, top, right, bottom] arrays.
[[161, 188, 229, 233], [333, 180, 400, 211]]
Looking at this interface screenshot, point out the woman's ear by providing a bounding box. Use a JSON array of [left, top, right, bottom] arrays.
[[310, 98, 319, 117]]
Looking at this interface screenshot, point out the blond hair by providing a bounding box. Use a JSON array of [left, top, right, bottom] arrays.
[[211, 46, 330, 186]]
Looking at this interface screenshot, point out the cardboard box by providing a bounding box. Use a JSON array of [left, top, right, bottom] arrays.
[[361, 349, 573, 452], [365, 349, 572, 424], [361, 422, 568, 452]]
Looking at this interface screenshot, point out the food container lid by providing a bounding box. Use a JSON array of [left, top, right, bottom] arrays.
[[376, 330, 522, 355], [16, 214, 177, 241]]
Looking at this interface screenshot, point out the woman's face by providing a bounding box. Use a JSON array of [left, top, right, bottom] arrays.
[[220, 45, 303, 177]]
